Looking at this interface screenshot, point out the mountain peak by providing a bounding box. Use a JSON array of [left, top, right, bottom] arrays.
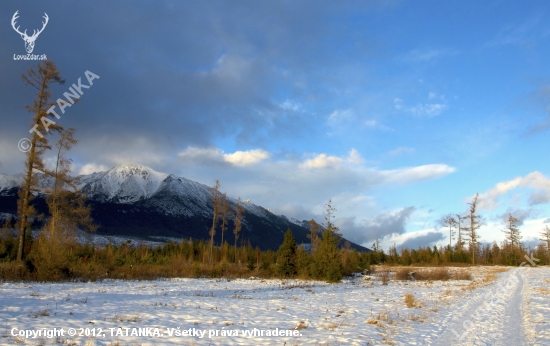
[[79, 163, 169, 203], [109, 163, 160, 174]]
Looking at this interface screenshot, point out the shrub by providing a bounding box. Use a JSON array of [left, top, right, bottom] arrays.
[[404, 293, 415, 308], [374, 266, 391, 285]]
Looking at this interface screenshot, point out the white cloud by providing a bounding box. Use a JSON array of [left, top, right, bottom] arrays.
[[178, 147, 224, 163], [485, 17, 541, 47], [172, 146, 455, 230], [280, 100, 302, 112], [394, 98, 403, 110], [476, 171, 550, 210], [178, 147, 270, 167], [408, 103, 448, 117], [78, 163, 109, 175], [301, 154, 343, 169], [383, 164, 456, 184], [364, 120, 377, 127], [301, 149, 364, 169], [347, 149, 363, 165], [394, 97, 448, 117], [364, 119, 393, 132], [223, 149, 270, 166], [397, 231, 445, 250], [389, 146, 415, 156], [402, 48, 459, 62], [326, 109, 354, 128]]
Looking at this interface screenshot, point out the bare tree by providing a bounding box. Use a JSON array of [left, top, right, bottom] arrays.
[[455, 214, 467, 250], [307, 219, 321, 253], [442, 214, 457, 249], [17, 61, 65, 261], [219, 193, 230, 246], [46, 128, 96, 239], [466, 193, 481, 264], [540, 225, 550, 256], [209, 180, 221, 264], [233, 197, 245, 263]]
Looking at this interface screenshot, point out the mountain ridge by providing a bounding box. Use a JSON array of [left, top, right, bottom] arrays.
[[0, 164, 370, 252]]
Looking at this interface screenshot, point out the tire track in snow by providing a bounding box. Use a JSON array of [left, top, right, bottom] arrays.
[[432, 268, 528, 346]]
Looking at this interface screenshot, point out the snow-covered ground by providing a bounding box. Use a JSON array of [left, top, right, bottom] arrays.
[[1, 266, 548, 345]]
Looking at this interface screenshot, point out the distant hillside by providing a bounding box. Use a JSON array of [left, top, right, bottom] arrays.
[[0, 164, 370, 252]]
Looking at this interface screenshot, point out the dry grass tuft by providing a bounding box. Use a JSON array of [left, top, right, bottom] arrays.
[[321, 322, 338, 331], [295, 321, 308, 330], [452, 270, 472, 280], [408, 313, 427, 322], [113, 313, 141, 323], [395, 267, 451, 281], [28, 309, 50, 318], [535, 287, 550, 295], [404, 293, 415, 308], [481, 272, 497, 284]]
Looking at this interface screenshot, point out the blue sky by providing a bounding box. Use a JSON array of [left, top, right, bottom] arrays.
[[1, 1, 550, 250]]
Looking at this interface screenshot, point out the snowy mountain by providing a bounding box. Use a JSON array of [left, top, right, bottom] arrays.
[[0, 164, 369, 251], [77, 164, 169, 203], [0, 174, 20, 193]]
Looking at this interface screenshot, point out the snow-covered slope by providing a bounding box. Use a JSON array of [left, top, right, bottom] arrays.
[[0, 164, 282, 220], [0, 174, 20, 192], [76, 164, 274, 220], [78, 164, 169, 203]]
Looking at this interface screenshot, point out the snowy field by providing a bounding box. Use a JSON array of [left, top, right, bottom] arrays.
[[1, 266, 549, 345]]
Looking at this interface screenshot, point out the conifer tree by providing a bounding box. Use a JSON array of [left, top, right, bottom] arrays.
[[324, 199, 342, 243], [313, 229, 342, 282], [276, 229, 297, 277], [17, 61, 65, 261], [502, 214, 521, 265], [306, 219, 321, 253]]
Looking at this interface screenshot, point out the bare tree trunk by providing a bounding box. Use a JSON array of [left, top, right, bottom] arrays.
[[17, 61, 65, 261]]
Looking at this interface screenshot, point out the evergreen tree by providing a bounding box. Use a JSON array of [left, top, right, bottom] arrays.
[[306, 219, 321, 253], [502, 214, 521, 265], [312, 229, 342, 282], [324, 199, 342, 243], [276, 229, 297, 277]]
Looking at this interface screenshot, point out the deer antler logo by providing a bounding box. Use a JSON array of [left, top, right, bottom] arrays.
[[11, 11, 49, 54]]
